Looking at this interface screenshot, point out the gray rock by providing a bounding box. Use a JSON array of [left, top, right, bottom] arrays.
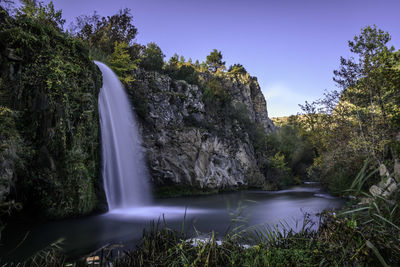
[[379, 164, 389, 178], [369, 177, 398, 198], [130, 69, 275, 189], [394, 159, 400, 183]]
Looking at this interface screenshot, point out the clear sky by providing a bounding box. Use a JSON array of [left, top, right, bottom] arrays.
[[43, 0, 400, 117]]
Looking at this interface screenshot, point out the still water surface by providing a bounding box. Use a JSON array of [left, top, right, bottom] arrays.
[[1, 185, 344, 261]]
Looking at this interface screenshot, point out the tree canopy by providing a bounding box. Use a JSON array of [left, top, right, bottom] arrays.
[[206, 49, 225, 72], [139, 42, 165, 72], [70, 8, 137, 55]]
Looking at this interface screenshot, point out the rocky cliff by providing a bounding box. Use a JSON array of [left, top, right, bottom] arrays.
[[127, 69, 275, 190], [0, 8, 103, 219]]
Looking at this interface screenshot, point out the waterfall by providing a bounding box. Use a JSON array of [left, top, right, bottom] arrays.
[[95, 61, 151, 211]]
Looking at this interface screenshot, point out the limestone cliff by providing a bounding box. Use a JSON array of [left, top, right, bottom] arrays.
[[127, 69, 275, 190]]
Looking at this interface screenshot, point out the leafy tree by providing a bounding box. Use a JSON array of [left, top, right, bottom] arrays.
[[71, 8, 137, 55], [139, 42, 165, 72], [18, 0, 65, 29], [206, 49, 225, 72], [109, 41, 137, 84], [298, 26, 400, 192], [167, 53, 179, 71], [200, 62, 208, 72], [334, 25, 400, 163], [128, 43, 145, 61], [228, 64, 247, 75], [194, 59, 200, 69], [169, 65, 199, 85]]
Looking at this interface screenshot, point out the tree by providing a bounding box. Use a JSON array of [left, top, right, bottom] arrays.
[[333, 25, 400, 164], [206, 49, 225, 72], [168, 53, 179, 70], [19, 0, 65, 30], [139, 42, 165, 72], [70, 8, 137, 54], [194, 60, 200, 69], [228, 63, 247, 74], [109, 41, 137, 84], [298, 26, 400, 192]]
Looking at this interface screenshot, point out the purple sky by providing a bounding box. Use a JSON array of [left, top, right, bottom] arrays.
[[44, 0, 400, 117]]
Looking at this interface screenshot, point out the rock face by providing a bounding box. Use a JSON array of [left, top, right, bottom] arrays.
[[127, 70, 275, 189]]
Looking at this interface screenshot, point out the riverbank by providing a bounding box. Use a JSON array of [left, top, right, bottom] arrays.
[[6, 200, 398, 266], [0, 185, 343, 264], [2, 184, 399, 266]]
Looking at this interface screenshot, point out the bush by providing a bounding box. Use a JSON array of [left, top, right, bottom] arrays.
[[168, 65, 199, 85], [203, 78, 230, 106], [139, 42, 164, 72]]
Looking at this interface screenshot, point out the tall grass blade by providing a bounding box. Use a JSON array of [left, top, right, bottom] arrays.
[[365, 240, 389, 267]]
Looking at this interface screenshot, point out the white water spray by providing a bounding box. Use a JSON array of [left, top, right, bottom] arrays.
[[96, 61, 151, 210]]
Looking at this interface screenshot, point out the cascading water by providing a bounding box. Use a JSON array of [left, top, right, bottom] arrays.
[[95, 61, 151, 211]]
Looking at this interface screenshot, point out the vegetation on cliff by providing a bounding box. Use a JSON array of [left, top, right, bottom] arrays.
[[0, 0, 102, 227]]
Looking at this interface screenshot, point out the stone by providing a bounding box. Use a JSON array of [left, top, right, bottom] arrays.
[[130, 69, 275, 189], [369, 185, 384, 198], [394, 159, 400, 183], [370, 177, 398, 198], [379, 164, 389, 178]]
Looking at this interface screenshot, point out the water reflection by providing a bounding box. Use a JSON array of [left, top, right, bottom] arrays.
[[0, 185, 344, 262]]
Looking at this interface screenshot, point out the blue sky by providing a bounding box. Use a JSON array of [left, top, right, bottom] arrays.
[[44, 0, 400, 117]]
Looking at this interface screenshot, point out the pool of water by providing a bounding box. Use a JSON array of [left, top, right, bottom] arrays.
[[0, 184, 344, 262]]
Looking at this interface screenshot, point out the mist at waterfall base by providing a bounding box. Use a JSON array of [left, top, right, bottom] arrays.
[[95, 61, 206, 218]]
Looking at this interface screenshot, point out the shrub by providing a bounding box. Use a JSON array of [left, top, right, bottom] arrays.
[[169, 65, 199, 85], [139, 42, 164, 72]]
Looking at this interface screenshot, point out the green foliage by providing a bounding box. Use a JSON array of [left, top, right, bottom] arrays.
[[109, 41, 137, 85], [19, 0, 65, 30], [228, 63, 247, 75], [203, 78, 230, 106], [168, 64, 199, 85], [0, 7, 102, 218], [167, 53, 179, 70], [268, 152, 295, 187], [139, 42, 165, 72], [206, 49, 225, 72], [262, 119, 314, 187], [297, 26, 400, 193], [71, 8, 137, 55]]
